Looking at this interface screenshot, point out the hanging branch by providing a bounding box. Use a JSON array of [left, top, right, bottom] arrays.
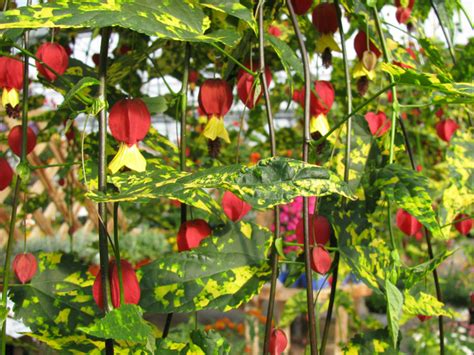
[[429, 0, 456, 65], [286, 1, 318, 354], [319, 1, 352, 353]]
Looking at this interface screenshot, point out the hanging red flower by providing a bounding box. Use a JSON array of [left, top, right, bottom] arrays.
[[0, 56, 24, 114], [269, 328, 288, 355], [353, 31, 382, 96], [177, 219, 212, 252], [312, 3, 340, 68], [222, 191, 252, 222], [35, 43, 69, 81], [12, 253, 37, 284], [268, 25, 282, 37], [237, 62, 272, 109], [395, 0, 415, 24], [365, 111, 391, 137], [311, 245, 332, 275], [454, 214, 472, 235], [290, 0, 313, 15], [296, 214, 331, 247], [108, 98, 151, 174], [354, 31, 382, 60], [435, 119, 459, 143], [93, 259, 141, 309], [396, 209, 422, 236], [0, 157, 14, 191], [8, 125, 37, 157]]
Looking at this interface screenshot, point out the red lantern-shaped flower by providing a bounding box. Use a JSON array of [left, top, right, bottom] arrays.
[[237, 62, 272, 109], [8, 125, 37, 157], [93, 259, 141, 309], [290, 0, 313, 15], [108, 98, 151, 174], [312, 3, 340, 68], [365, 111, 391, 137], [396, 209, 422, 236], [454, 214, 472, 235], [296, 214, 331, 247], [177, 219, 212, 252], [0, 56, 24, 114], [435, 119, 458, 143], [353, 31, 382, 96], [395, 0, 415, 25], [311, 245, 332, 275], [12, 253, 37, 284], [35, 43, 69, 81], [222, 191, 252, 222], [269, 328, 288, 355], [0, 157, 14, 191]]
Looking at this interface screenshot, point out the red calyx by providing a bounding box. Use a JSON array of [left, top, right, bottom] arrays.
[[177, 219, 212, 252], [312, 3, 339, 34], [269, 328, 288, 355], [108, 98, 151, 146], [396, 209, 422, 236], [454, 214, 473, 235], [198, 79, 233, 118], [354, 31, 381, 60], [417, 315, 432, 322], [290, 0, 313, 15], [435, 119, 459, 143], [12, 253, 37, 284], [0, 157, 14, 191], [295, 81, 335, 117], [222, 191, 252, 222], [8, 125, 37, 157], [311, 245, 332, 275], [396, 7, 412, 24], [237, 62, 272, 109], [92, 259, 141, 309], [364, 111, 391, 137], [296, 214, 331, 247], [35, 43, 69, 81], [0, 56, 24, 90]]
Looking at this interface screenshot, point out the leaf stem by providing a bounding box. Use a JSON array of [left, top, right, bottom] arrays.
[[209, 42, 257, 77]]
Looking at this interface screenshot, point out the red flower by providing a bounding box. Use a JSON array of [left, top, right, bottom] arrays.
[[311, 245, 332, 275], [92, 259, 140, 309], [396, 209, 422, 236], [416, 164, 423, 172], [199, 79, 233, 118], [8, 125, 37, 156], [354, 31, 381, 60], [295, 81, 335, 117], [222, 191, 252, 222], [454, 214, 472, 235], [12, 253, 37, 284], [312, 3, 338, 34], [250, 152, 261, 164], [435, 119, 459, 142], [0, 56, 24, 90], [290, 0, 313, 15], [189, 70, 199, 84], [417, 315, 432, 322], [435, 108, 444, 118], [0, 157, 14, 191], [395, 0, 415, 9], [268, 25, 282, 37], [92, 53, 100, 67], [396, 7, 412, 24], [237, 62, 272, 109], [177, 219, 212, 252], [364, 111, 391, 137], [269, 328, 288, 355], [35, 43, 69, 81], [296, 214, 331, 247]]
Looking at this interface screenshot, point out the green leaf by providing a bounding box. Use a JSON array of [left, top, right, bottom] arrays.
[[344, 328, 398, 354], [141, 96, 168, 115], [279, 290, 307, 328], [385, 279, 403, 348], [403, 292, 455, 318], [266, 34, 304, 81], [200, 0, 256, 32], [375, 164, 443, 239], [60, 76, 99, 108], [189, 329, 231, 354], [138, 221, 271, 313], [418, 37, 447, 71]]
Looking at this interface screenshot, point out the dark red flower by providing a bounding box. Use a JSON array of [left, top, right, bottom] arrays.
[[237, 62, 272, 109], [222, 191, 252, 222], [92, 53, 100, 67], [0, 56, 24, 90], [290, 0, 313, 15], [35, 43, 69, 81], [268, 25, 282, 37], [269, 328, 288, 355], [93, 259, 140, 309], [312, 3, 338, 34], [435, 119, 459, 142], [109, 98, 151, 147], [118, 44, 131, 55], [311, 245, 332, 275], [454, 214, 472, 235], [177, 219, 212, 252], [8, 125, 37, 156], [296, 81, 335, 117], [198, 79, 233, 118], [417, 315, 432, 322], [354, 31, 381, 60], [396, 209, 422, 236], [296, 214, 331, 247], [364, 111, 391, 137], [12, 253, 37, 284], [0, 157, 14, 191]]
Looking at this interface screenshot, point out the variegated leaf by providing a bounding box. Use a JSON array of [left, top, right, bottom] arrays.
[[403, 292, 455, 318]]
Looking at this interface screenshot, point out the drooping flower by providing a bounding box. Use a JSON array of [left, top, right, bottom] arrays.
[[353, 31, 381, 96], [290, 0, 313, 15], [311, 245, 332, 275], [222, 191, 252, 222], [395, 0, 415, 25], [8, 125, 37, 156], [396, 209, 422, 236], [0, 56, 24, 116], [0, 157, 14, 191], [237, 62, 272, 109], [12, 253, 37, 284], [435, 119, 458, 143], [364, 111, 391, 137], [108, 98, 151, 174], [296, 214, 331, 247], [454, 214, 472, 235], [269, 328, 288, 355], [93, 259, 140, 309], [35, 43, 69, 81], [177, 219, 212, 252], [312, 3, 340, 67]]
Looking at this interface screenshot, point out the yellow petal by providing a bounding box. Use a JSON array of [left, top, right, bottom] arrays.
[[108, 143, 147, 174], [202, 116, 230, 144], [352, 61, 376, 80], [310, 114, 330, 136], [316, 34, 341, 53], [2, 88, 19, 108]]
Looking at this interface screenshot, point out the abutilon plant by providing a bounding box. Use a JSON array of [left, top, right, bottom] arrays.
[[35, 42, 69, 81], [8, 125, 37, 157], [454, 214, 472, 235], [198, 78, 233, 158], [396, 209, 422, 236], [222, 191, 252, 222], [0, 56, 24, 117], [312, 3, 340, 68], [269, 328, 288, 355], [311, 245, 332, 275], [353, 31, 381, 96], [177, 219, 212, 252], [364, 111, 391, 137], [435, 119, 459, 143], [290, 0, 313, 15], [12, 253, 37, 284], [0, 157, 14, 191], [108, 98, 151, 174], [237, 62, 272, 109]]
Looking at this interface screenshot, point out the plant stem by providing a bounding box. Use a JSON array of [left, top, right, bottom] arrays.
[[209, 42, 257, 77], [97, 27, 114, 355], [113, 203, 125, 305], [429, 0, 456, 65], [287, 1, 317, 354]]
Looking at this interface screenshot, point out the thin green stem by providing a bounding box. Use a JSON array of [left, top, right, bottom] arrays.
[[209, 43, 257, 77], [30, 161, 81, 170]]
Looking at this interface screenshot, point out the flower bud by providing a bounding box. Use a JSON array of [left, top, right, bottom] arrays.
[[8, 125, 37, 157], [13, 253, 37, 284], [435, 119, 459, 143], [35, 43, 69, 81], [296, 214, 331, 247], [311, 245, 332, 275], [454, 214, 472, 236], [222, 191, 252, 222], [269, 328, 288, 355], [177, 219, 212, 252], [396, 209, 422, 236]]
